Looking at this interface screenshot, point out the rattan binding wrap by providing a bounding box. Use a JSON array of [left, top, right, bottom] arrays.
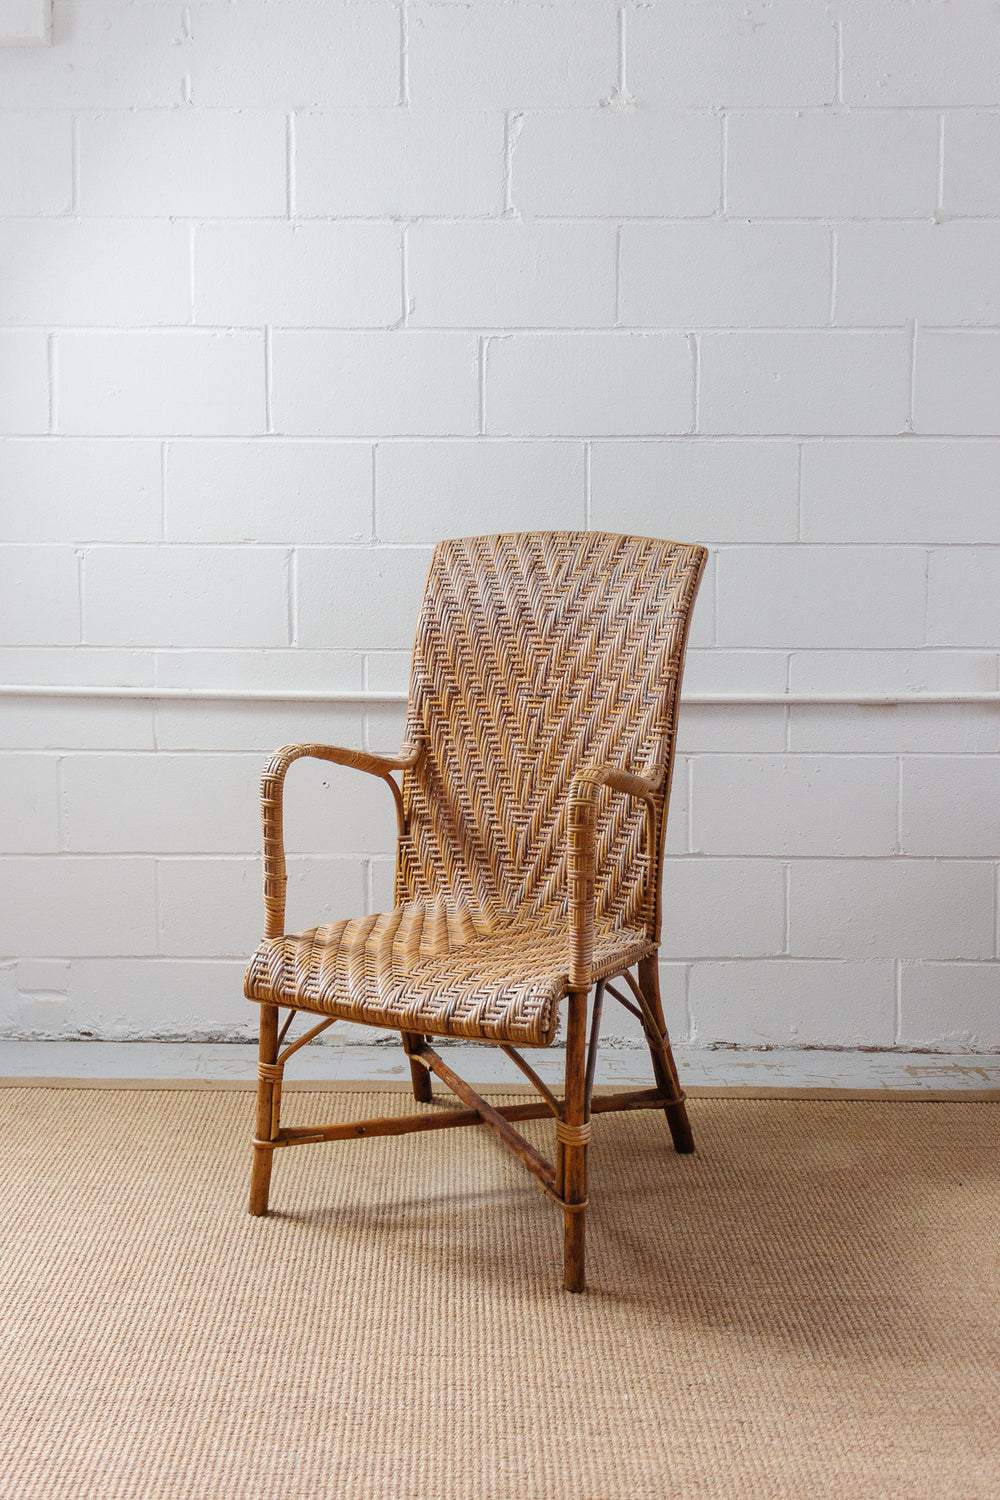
[[245, 532, 705, 1043]]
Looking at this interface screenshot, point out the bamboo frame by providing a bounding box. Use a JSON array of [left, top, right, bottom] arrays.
[[244, 532, 706, 1293]]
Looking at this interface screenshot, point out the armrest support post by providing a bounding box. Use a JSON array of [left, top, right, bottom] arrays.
[[259, 740, 421, 940], [566, 763, 662, 989]]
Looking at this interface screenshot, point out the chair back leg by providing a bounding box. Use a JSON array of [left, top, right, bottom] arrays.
[[637, 957, 695, 1154], [401, 1031, 434, 1103]]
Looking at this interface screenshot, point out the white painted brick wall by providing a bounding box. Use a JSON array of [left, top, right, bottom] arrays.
[[0, 112, 71, 214], [272, 332, 479, 436], [58, 331, 266, 437], [486, 333, 693, 436], [165, 442, 373, 546], [1, 0, 998, 1054], [698, 331, 911, 436], [725, 111, 938, 218], [78, 111, 287, 218]]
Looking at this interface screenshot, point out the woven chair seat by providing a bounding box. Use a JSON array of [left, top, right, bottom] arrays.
[[244, 898, 654, 1047]]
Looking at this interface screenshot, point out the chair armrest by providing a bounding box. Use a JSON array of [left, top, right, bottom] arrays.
[[566, 762, 663, 989], [259, 740, 422, 940]]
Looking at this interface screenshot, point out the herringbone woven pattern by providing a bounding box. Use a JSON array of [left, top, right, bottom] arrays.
[[244, 532, 706, 1045]]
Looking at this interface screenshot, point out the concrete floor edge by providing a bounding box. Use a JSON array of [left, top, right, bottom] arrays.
[[2, 1040, 999, 1093]]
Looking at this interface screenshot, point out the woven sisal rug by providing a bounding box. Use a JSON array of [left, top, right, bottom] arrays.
[[1, 1087, 998, 1499]]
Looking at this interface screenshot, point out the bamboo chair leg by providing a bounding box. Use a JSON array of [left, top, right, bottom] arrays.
[[249, 1004, 281, 1216], [637, 956, 694, 1155], [561, 989, 589, 1294], [401, 1031, 433, 1103]]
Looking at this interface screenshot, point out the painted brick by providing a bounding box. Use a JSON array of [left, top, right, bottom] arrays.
[[165, 441, 372, 545], [900, 964, 1000, 1052], [836, 224, 1000, 328], [726, 111, 938, 218], [2, 0, 998, 1057], [589, 440, 798, 542], [362, 656, 412, 762], [690, 755, 898, 856], [658, 858, 786, 958], [10, 962, 72, 1039], [62, 753, 262, 854], [0, 219, 190, 328], [364, 700, 409, 758], [689, 960, 896, 1047], [407, 222, 616, 329], [193, 223, 402, 329], [599, 963, 688, 1047], [788, 703, 998, 756], [717, 545, 927, 649], [57, 331, 265, 437], [662, 754, 690, 855], [682, 650, 789, 698], [82, 545, 289, 649], [77, 111, 286, 218], [927, 549, 1000, 649], [375, 441, 584, 542], [0, 755, 60, 852], [408, 3, 615, 108], [0, 111, 71, 214], [188, 2, 399, 108], [0, 858, 157, 958], [914, 330, 1000, 437], [153, 700, 362, 754], [2, 440, 160, 543], [0, 698, 154, 752], [901, 756, 1000, 857], [0, 546, 79, 646], [151, 648, 362, 694], [277, 752, 403, 857], [295, 112, 503, 218], [841, 0, 1000, 106], [801, 441, 1000, 544], [486, 333, 692, 436], [66, 959, 251, 1039], [0, 331, 49, 435], [675, 705, 787, 755], [295, 546, 433, 651], [272, 332, 479, 437], [943, 113, 1000, 216], [629, 0, 837, 107], [0, 648, 154, 690], [620, 221, 830, 329], [0, 3, 186, 109], [788, 860, 995, 960], [699, 331, 910, 436], [512, 111, 721, 217], [156, 856, 366, 957], [787, 650, 997, 698]]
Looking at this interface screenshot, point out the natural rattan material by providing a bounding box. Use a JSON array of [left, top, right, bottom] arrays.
[[245, 907, 652, 1046], [243, 531, 707, 1291]]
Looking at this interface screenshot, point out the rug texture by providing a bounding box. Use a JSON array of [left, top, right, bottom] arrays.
[[1, 1088, 998, 1499]]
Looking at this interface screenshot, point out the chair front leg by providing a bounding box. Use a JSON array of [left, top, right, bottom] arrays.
[[560, 987, 590, 1293], [249, 1003, 281, 1215]]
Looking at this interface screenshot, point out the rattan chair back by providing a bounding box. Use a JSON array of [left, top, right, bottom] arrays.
[[398, 531, 705, 937]]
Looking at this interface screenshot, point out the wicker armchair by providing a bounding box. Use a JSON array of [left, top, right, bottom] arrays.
[[245, 531, 706, 1292]]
